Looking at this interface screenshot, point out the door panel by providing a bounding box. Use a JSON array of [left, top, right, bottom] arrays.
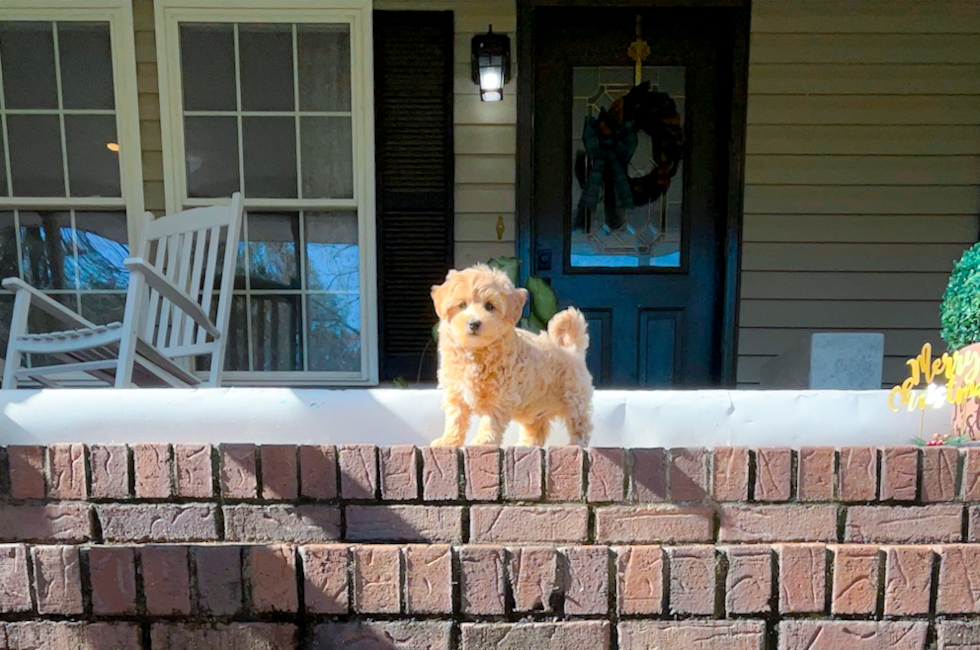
[[529, 5, 741, 387]]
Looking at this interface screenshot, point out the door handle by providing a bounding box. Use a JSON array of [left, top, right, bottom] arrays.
[[536, 248, 553, 272]]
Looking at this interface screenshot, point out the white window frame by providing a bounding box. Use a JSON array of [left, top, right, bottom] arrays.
[[0, 0, 145, 244], [154, 0, 379, 386]]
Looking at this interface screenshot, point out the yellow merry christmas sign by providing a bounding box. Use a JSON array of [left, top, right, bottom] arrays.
[[889, 342, 980, 412]]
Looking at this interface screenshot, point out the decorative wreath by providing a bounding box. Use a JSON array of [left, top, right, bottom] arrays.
[[574, 82, 685, 229]]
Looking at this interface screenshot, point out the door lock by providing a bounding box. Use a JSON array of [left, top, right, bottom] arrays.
[[536, 248, 552, 272]]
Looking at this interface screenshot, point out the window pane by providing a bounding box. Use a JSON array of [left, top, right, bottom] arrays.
[[0, 22, 58, 109], [308, 293, 359, 372], [243, 116, 297, 198], [305, 211, 358, 292], [0, 125, 6, 196], [8, 115, 65, 197], [246, 212, 300, 290], [74, 211, 128, 290], [65, 115, 121, 198], [239, 24, 294, 111], [0, 211, 16, 279], [58, 22, 114, 110], [20, 211, 74, 290], [250, 294, 302, 371], [300, 117, 352, 199], [224, 295, 249, 370], [180, 24, 236, 111], [0, 293, 12, 361], [80, 293, 126, 324], [185, 116, 239, 198], [297, 25, 350, 111]]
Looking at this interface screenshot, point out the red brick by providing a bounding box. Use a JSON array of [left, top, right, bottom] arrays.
[[151, 623, 296, 650], [884, 546, 933, 616], [712, 447, 749, 501], [588, 448, 625, 502], [510, 546, 559, 612], [460, 545, 505, 615], [0, 504, 92, 542], [615, 545, 663, 615], [754, 447, 792, 502], [970, 506, 980, 541], [597, 505, 713, 544], [223, 504, 340, 543], [299, 445, 337, 500], [725, 545, 772, 614], [300, 545, 349, 614], [405, 544, 452, 614], [668, 545, 716, 615], [380, 445, 418, 500], [471, 505, 588, 543], [47, 443, 87, 500], [840, 446, 878, 502], [778, 544, 827, 614], [353, 545, 401, 614], [464, 446, 500, 501], [133, 443, 172, 498], [260, 445, 298, 500], [881, 446, 918, 501], [505, 447, 543, 500], [939, 621, 980, 649], [461, 622, 610, 650], [631, 448, 667, 502], [562, 545, 609, 615], [3, 622, 141, 650], [193, 545, 242, 616], [670, 448, 707, 501], [798, 446, 835, 501], [249, 545, 297, 613], [777, 621, 927, 650], [938, 545, 980, 613], [721, 504, 837, 542], [964, 448, 980, 501], [31, 546, 82, 615], [619, 621, 764, 650], [832, 545, 879, 615], [7, 446, 45, 499], [141, 545, 191, 615], [175, 443, 213, 498], [547, 446, 584, 501], [421, 446, 459, 500], [98, 504, 219, 543], [313, 621, 452, 650], [90, 444, 129, 499], [88, 546, 136, 615], [0, 544, 31, 612], [845, 504, 962, 543], [339, 444, 378, 499], [220, 444, 257, 499], [345, 505, 463, 543], [922, 446, 959, 502]]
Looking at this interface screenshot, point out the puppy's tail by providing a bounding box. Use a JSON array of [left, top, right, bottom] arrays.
[[547, 307, 589, 354]]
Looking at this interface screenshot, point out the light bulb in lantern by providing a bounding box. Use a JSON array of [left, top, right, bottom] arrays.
[[480, 69, 501, 91]]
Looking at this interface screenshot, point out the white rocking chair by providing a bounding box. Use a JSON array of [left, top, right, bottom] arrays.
[[2, 193, 244, 389]]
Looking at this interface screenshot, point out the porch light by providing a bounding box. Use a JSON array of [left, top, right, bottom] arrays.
[[471, 26, 510, 102], [106, 142, 120, 152]]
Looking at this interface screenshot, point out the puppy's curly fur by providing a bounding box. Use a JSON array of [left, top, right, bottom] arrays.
[[430, 264, 594, 447]]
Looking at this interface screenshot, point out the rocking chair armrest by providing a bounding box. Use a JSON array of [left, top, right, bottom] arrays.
[[1, 277, 97, 329], [123, 257, 221, 338]]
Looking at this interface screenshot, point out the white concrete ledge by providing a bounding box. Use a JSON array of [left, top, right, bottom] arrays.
[[0, 388, 948, 448]]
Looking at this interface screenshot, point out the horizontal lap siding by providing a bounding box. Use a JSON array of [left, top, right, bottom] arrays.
[[133, 0, 165, 214], [738, 0, 980, 387]]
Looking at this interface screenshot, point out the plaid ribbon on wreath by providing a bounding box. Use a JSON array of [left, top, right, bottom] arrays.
[[575, 115, 638, 222]]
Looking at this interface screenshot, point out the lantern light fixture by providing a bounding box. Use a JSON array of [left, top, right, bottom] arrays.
[[471, 25, 511, 102]]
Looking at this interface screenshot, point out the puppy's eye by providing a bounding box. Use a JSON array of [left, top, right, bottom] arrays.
[[484, 302, 494, 312], [458, 301, 467, 310]]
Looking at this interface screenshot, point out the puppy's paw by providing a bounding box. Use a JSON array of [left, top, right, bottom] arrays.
[[430, 434, 463, 448], [471, 430, 501, 446]]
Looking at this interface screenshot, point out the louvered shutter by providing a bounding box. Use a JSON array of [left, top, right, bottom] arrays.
[[374, 10, 454, 381]]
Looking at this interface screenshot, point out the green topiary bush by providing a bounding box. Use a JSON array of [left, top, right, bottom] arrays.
[[941, 242, 980, 352]]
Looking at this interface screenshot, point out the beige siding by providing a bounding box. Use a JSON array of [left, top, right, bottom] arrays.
[[739, 0, 980, 387], [132, 0, 165, 214]]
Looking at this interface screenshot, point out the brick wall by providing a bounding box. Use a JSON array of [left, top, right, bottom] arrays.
[[2, 443, 980, 649]]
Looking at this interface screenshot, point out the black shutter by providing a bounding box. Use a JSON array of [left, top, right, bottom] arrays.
[[374, 10, 454, 382]]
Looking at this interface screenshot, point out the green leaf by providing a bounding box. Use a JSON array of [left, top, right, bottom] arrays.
[[432, 323, 440, 343], [488, 256, 520, 286], [527, 275, 559, 324], [393, 376, 409, 389], [528, 312, 548, 333]]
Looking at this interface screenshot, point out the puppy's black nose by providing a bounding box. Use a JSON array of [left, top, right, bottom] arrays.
[[468, 319, 482, 333]]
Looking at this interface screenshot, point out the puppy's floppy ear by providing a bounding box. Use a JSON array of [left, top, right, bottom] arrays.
[[505, 287, 529, 325], [431, 269, 461, 320]]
